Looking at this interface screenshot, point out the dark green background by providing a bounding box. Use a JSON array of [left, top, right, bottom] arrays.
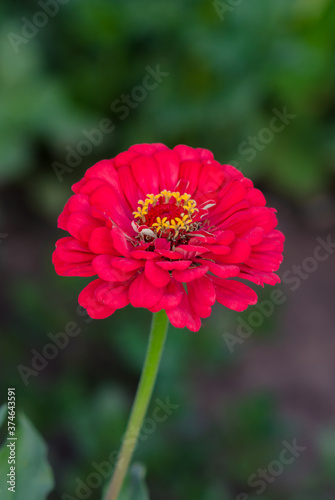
[[1, 1, 335, 499]]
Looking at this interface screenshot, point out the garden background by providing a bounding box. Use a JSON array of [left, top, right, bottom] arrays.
[[1, 1, 335, 499]]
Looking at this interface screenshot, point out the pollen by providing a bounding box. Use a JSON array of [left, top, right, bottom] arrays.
[[133, 190, 199, 240]]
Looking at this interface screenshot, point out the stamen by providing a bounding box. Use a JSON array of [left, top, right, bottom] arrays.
[[132, 190, 199, 240]]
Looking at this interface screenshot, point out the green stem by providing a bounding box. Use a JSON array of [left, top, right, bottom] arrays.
[[105, 310, 169, 500]]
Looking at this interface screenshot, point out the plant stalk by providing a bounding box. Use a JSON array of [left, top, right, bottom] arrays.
[[105, 309, 169, 500]]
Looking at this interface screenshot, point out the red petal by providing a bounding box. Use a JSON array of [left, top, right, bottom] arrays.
[[175, 245, 209, 259], [88, 227, 117, 255], [85, 159, 124, 196], [220, 207, 277, 236], [154, 239, 170, 251], [179, 160, 202, 196], [114, 149, 139, 168], [155, 249, 185, 260], [156, 260, 191, 271], [151, 279, 183, 310], [111, 227, 132, 257], [131, 250, 157, 260], [145, 260, 171, 288], [173, 144, 210, 162], [215, 201, 250, 227], [173, 265, 209, 283], [245, 187, 266, 206], [90, 185, 132, 233], [214, 279, 258, 312], [52, 250, 95, 277], [93, 255, 136, 282], [188, 276, 216, 318], [252, 231, 285, 253], [73, 178, 105, 196], [118, 165, 143, 209], [239, 268, 281, 286], [174, 178, 190, 193], [131, 155, 160, 194], [216, 230, 235, 245], [223, 164, 244, 181], [210, 180, 246, 220], [72, 178, 86, 193], [95, 282, 129, 309], [205, 261, 240, 278], [166, 289, 201, 332], [58, 194, 91, 230], [240, 227, 264, 246], [245, 252, 283, 272], [128, 273, 164, 308], [67, 212, 100, 242], [154, 150, 180, 191], [129, 143, 168, 155], [110, 257, 144, 273], [204, 244, 230, 255], [54, 237, 94, 264], [195, 160, 226, 203], [78, 279, 116, 319], [218, 239, 251, 264], [196, 147, 214, 161]]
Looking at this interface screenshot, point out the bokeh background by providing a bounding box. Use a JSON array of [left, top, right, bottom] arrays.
[[1, 1, 335, 499]]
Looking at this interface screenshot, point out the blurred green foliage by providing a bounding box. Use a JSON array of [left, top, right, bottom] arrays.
[[0, 407, 54, 499], [117, 463, 150, 500], [1, 0, 335, 199], [1, 0, 335, 499]]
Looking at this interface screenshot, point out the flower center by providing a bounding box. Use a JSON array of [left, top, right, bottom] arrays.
[[133, 190, 199, 240]]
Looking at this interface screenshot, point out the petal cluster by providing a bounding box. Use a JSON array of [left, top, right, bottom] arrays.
[[53, 144, 284, 332]]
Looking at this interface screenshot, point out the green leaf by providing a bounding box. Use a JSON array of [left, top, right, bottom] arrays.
[[102, 463, 150, 500], [0, 409, 54, 500]]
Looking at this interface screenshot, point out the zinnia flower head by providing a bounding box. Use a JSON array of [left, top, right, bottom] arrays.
[[53, 144, 284, 332]]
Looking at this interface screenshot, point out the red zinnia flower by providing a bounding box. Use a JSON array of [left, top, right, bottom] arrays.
[[53, 144, 284, 332]]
